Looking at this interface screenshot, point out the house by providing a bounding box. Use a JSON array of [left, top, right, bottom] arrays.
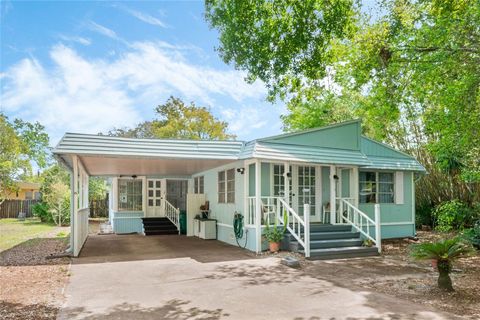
[[53, 120, 425, 259], [5, 181, 41, 200]]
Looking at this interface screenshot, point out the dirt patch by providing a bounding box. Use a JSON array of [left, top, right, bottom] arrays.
[[0, 237, 71, 320], [301, 231, 480, 319]]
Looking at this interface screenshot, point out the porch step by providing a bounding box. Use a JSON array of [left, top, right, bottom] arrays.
[[309, 231, 360, 240], [301, 246, 379, 260], [142, 217, 178, 236], [294, 224, 352, 233]]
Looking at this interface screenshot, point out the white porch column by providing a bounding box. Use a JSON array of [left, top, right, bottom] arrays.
[[283, 162, 290, 202], [72, 156, 79, 256], [329, 165, 336, 224], [375, 203, 382, 253], [255, 159, 262, 253], [351, 167, 359, 207]]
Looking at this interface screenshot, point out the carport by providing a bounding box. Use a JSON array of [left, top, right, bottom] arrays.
[[53, 133, 243, 257]]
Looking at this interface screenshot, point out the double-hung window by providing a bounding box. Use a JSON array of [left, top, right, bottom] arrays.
[[218, 168, 235, 203], [359, 171, 394, 204], [118, 179, 143, 211], [194, 176, 204, 194]]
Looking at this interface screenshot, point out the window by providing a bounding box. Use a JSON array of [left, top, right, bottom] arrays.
[[118, 179, 143, 211], [359, 171, 394, 203], [194, 176, 204, 194], [25, 191, 33, 200], [218, 169, 235, 203]]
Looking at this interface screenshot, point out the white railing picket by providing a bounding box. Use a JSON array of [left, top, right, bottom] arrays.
[[164, 199, 180, 233]]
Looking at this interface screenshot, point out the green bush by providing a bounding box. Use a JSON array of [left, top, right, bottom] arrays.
[[462, 221, 480, 249], [415, 203, 435, 228], [433, 200, 476, 232], [32, 202, 51, 223]]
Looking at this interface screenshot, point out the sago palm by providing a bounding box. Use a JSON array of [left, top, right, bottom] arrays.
[[410, 237, 474, 292]]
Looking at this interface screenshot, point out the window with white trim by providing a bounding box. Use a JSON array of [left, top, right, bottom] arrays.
[[118, 179, 143, 211], [359, 171, 394, 203], [218, 169, 235, 203], [194, 176, 204, 194]]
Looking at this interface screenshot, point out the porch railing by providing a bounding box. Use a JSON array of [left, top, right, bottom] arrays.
[[165, 200, 180, 233], [276, 198, 310, 257], [247, 196, 279, 226], [339, 198, 381, 253]]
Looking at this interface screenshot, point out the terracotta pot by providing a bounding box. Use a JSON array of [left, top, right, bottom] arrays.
[[431, 259, 438, 270], [269, 241, 280, 253]]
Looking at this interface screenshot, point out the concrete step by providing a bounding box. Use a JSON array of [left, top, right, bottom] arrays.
[[301, 246, 379, 260], [143, 224, 177, 231]]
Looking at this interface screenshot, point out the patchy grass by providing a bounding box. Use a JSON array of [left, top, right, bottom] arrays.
[[0, 218, 69, 252]]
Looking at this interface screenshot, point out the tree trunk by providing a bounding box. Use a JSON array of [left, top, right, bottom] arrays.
[[437, 260, 454, 291]]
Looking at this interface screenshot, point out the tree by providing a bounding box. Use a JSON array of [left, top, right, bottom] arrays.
[[0, 114, 49, 204], [410, 237, 474, 291], [43, 181, 70, 226], [206, 0, 480, 221], [107, 96, 235, 140], [205, 0, 357, 101]]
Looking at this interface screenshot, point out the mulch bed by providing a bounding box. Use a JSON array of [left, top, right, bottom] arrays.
[[0, 237, 71, 320]]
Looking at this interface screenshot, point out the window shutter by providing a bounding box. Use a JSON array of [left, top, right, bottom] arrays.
[[395, 171, 404, 204]]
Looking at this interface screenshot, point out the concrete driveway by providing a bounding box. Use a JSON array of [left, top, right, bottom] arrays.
[[58, 235, 456, 320]]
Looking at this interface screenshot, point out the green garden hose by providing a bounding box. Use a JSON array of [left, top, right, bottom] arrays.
[[233, 212, 248, 248]]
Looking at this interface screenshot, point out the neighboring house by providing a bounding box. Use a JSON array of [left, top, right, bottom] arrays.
[[53, 120, 425, 259], [5, 182, 41, 200]]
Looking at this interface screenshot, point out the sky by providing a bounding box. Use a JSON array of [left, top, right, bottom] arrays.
[[0, 0, 286, 146]]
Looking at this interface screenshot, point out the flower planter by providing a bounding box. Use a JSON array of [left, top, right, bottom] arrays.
[[269, 241, 280, 253]]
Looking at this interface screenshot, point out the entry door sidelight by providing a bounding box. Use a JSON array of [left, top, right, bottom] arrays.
[[147, 179, 165, 217]]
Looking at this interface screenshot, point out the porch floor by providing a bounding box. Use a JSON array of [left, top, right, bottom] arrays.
[[77, 234, 256, 264]]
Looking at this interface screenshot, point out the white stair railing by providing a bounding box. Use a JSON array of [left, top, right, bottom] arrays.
[[276, 197, 310, 257], [340, 199, 381, 253], [164, 199, 180, 233]]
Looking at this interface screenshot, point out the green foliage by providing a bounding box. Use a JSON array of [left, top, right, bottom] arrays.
[[462, 221, 480, 249], [433, 200, 478, 232], [107, 96, 235, 140], [410, 237, 475, 291], [32, 202, 51, 223], [206, 0, 480, 215], [264, 211, 287, 243], [43, 182, 70, 226], [0, 114, 49, 203], [205, 0, 357, 101], [89, 177, 108, 201]]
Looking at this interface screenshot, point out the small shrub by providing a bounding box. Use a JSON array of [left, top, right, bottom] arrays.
[[462, 221, 480, 249], [433, 200, 476, 232], [32, 202, 51, 223]]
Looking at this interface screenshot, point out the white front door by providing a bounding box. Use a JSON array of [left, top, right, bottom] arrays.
[[295, 165, 321, 222], [146, 179, 165, 217]]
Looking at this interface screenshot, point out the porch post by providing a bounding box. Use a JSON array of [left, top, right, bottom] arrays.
[[329, 165, 336, 224], [72, 155, 79, 256], [255, 159, 262, 253], [351, 167, 359, 207], [375, 203, 382, 253], [283, 162, 290, 203]]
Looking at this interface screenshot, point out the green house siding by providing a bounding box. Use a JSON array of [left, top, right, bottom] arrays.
[[359, 171, 415, 238], [261, 120, 361, 150], [321, 167, 331, 207]]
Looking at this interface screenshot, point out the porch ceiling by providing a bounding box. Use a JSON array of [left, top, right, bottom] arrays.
[[61, 155, 234, 176]]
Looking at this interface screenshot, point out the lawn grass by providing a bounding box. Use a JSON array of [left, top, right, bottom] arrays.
[[0, 218, 67, 252]]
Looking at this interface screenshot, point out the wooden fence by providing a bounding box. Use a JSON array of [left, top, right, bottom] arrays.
[[0, 199, 41, 219], [90, 198, 109, 218]]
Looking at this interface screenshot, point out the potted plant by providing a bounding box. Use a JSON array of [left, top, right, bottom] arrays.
[[410, 237, 474, 292], [264, 211, 288, 253]]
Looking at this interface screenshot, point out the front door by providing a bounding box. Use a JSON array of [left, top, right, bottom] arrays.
[[146, 179, 165, 217], [166, 180, 188, 211], [295, 165, 321, 222]]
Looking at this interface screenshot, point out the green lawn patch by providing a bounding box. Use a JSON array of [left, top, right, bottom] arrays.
[[0, 218, 67, 252]]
